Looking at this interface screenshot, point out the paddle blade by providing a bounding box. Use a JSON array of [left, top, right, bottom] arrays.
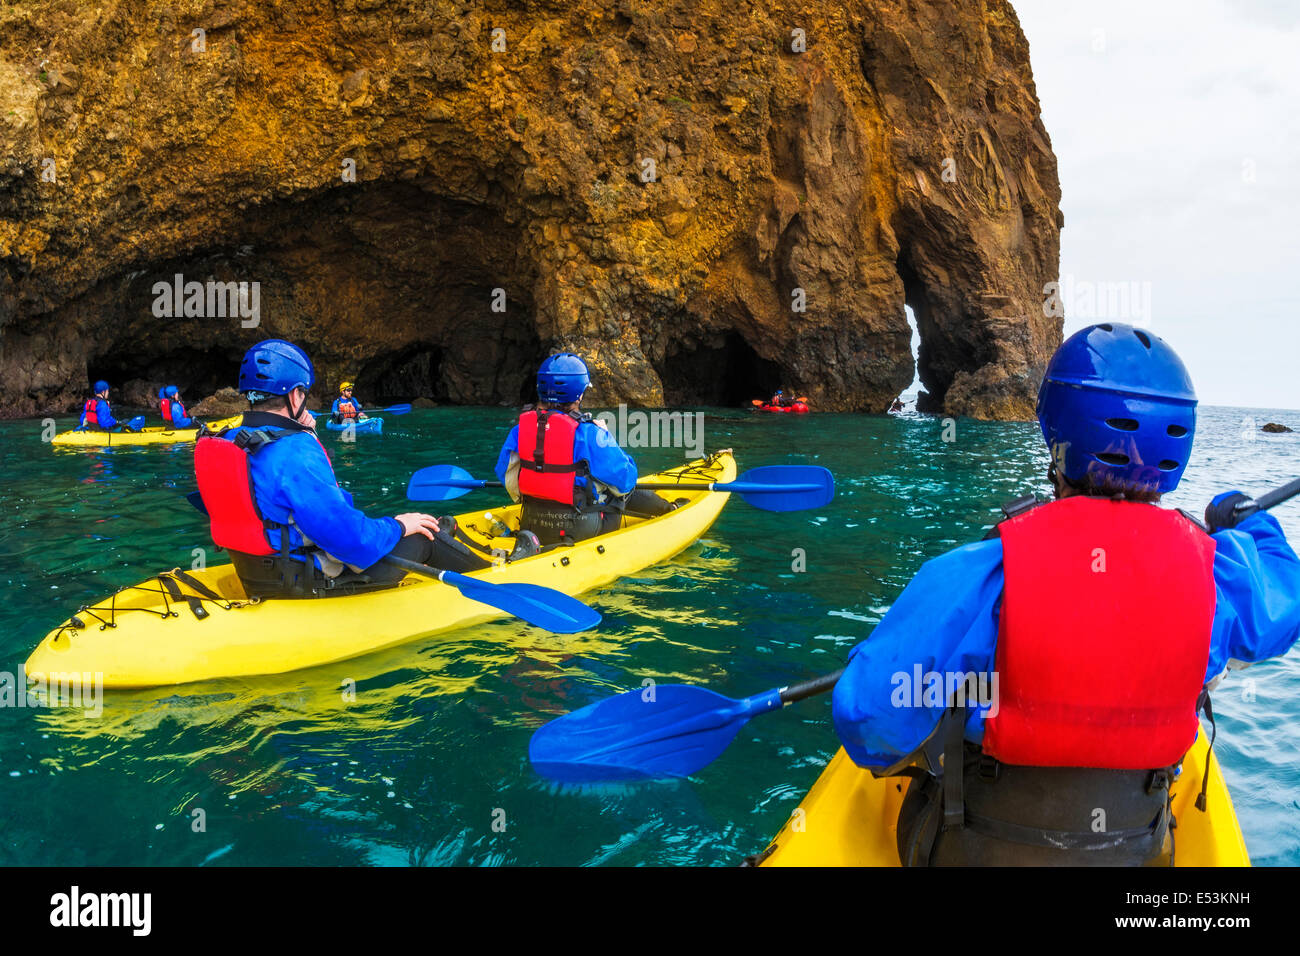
[[126, 416, 146, 431], [382, 404, 412, 415], [406, 464, 482, 501], [727, 465, 835, 512], [531, 684, 786, 782], [440, 570, 601, 634]]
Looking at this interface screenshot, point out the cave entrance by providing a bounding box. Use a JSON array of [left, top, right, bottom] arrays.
[[358, 345, 445, 405], [88, 345, 243, 409], [80, 179, 543, 411], [898, 249, 945, 413], [892, 305, 923, 410], [656, 331, 783, 407]]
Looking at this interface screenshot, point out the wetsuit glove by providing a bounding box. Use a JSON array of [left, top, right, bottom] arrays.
[[1205, 491, 1251, 533]]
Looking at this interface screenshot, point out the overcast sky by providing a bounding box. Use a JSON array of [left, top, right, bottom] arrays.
[[1012, 0, 1299, 410]]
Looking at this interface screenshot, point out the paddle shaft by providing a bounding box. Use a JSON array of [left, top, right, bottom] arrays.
[[779, 668, 845, 705], [1240, 476, 1300, 515], [382, 554, 451, 582]]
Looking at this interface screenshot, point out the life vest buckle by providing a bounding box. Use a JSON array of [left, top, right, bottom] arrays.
[[978, 753, 1001, 782], [1145, 767, 1172, 796]]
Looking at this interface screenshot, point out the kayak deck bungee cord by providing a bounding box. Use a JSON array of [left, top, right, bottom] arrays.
[[26, 451, 737, 688]]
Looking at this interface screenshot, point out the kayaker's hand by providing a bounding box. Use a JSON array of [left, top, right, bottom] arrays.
[[593, 417, 609, 432], [296, 405, 317, 429], [1205, 491, 1251, 533], [396, 513, 440, 539]]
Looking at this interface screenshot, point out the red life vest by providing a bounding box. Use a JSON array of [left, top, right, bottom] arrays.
[[517, 408, 585, 506], [160, 398, 172, 423], [337, 399, 358, 421], [81, 399, 99, 428], [194, 434, 279, 556], [982, 497, 1216, 770]]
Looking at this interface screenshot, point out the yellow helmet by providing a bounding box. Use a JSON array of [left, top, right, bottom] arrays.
[[340, 381, 355, 392]]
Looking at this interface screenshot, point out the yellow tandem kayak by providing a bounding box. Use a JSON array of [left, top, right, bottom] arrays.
[[51, 416, 242, 447], [756, 730, 1249, 866], [25, 451, 736, 688]]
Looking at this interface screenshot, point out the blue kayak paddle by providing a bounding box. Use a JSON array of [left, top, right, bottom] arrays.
[[124, 415, 146, 431], [381, 557, 601, 634], [406, 464, 835, 513], [529, 670, 844, 782], [183, 492, 600, 634]]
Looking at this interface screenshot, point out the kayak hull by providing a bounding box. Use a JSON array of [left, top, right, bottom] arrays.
[[324, 417, 383, 434], [26, 452, 736, 688], [757, 731, 1249, 866], [756, 403, 809, 414], [51, 416, 241, 447]]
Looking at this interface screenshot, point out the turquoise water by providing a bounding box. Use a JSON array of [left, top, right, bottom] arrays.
[[1, 405, 1297, 865]]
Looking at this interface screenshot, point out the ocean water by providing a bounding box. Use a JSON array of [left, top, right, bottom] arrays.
[[0, 404, 1297, 866]]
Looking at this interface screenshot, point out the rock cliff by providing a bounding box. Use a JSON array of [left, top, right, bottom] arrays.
[[0, 0, 1061, 418]]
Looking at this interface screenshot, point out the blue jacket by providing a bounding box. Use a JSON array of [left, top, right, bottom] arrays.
[[832, 501, 1300, 771], [168, 400, 193, 429], [79, 398, 118, 430], [226, 416, 401, 570], [495, 415, 638, 497]]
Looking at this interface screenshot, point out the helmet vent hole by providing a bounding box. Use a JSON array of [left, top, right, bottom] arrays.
[[1105, 417, 1140, 432], [1158, 460, 1180, 471], [1097, 452, 1130, 466], [1167, 425, 1188, 437], [1133, 330, 1152, 349], [1098, 323, 1113, 332]]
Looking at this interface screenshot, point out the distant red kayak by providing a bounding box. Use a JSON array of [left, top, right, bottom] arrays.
[[756, 402, 810, 414]]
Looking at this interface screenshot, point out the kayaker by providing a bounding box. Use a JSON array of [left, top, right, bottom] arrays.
[[832, 322, 1300, 866], [495, 352, 678, 544], [195, 340, 504, 599], [160, 385, 194, 428], [78, 380, 122, 431], [769, 389, 787, 408], [331, 382, 367, 425]]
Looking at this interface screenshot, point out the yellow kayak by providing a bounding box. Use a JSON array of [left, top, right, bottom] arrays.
[[757, 730, 1248, 866], [26, 451, 736, 688], [51, 416, 242, 447]]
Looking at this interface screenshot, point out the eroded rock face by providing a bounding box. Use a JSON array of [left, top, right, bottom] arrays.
[[0, 0, 1061, 419]]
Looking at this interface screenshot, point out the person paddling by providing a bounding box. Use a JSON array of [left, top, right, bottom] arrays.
[[78, 380, 128, 431], [832, 322, 1300, 865], [494, 352, 678, 544], [194, 339, 490, 599], [331, 382, 367, 425], [160, 385, 194, 428]]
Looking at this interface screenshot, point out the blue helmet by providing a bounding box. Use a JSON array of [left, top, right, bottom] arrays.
[[158, 386, 167, 400], [165, 385, 179, 398], [537, 353, 590, 403], [1037, 323, 1196, 495], [238, 339, 315, 396], [94, 380, 110, 394]]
